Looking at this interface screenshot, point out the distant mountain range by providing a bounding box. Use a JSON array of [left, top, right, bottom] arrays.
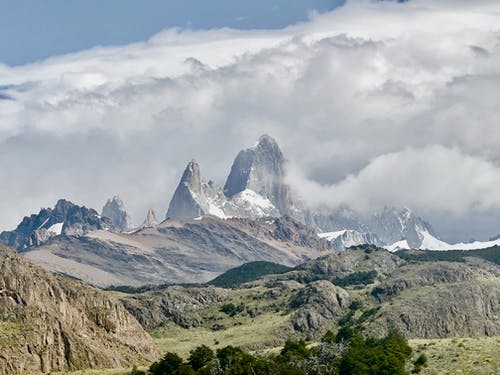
[[1, 135, 499, 287]]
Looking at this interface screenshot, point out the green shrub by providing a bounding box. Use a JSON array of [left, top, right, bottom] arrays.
[[331, 271, 377, 287], [188, 344, 215, 370], [220, 302, 244, 317]]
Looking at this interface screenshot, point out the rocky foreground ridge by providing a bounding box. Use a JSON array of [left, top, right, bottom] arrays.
[[0, 245, 158, 375]]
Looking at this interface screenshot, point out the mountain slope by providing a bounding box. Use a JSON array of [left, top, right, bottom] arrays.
[[22, 216, 331, 287], [0, 245, 157, 375], [122, 245, 500, 351], [207, 261, 292, 288]]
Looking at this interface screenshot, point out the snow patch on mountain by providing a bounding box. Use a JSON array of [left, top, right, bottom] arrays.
[[318, 230, 347, 241], [47, 222, 64, 236], [419, 228, 500, 250], [384, 239, 410, 252], [319, 229, 381, 250]]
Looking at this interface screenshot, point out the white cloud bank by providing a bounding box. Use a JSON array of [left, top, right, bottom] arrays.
[[1, 0, 500, 241]]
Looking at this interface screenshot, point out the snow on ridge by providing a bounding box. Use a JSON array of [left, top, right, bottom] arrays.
[[384, 239, 410, 252], [419, 229, 500, 251], [208, 203, 226, 219], [318, 230, 347, 241], [235, 189, 275, 210], [46, 222, 64, 235]]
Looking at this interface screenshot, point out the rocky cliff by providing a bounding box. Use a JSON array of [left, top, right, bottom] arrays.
[[102, 196, 134, 232], [0, 245, 157, 374]]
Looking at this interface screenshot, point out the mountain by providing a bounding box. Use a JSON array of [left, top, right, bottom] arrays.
[[367, 207, 436, 248], [0, 199, 114, 251], [319, 229, 382, 250], [0, 244, 157, 374], [102, 196, 134, 232], [141, 208, 159, 228], [21, 216, 331, 287], [166, 158, 280, 221], [223, 134, 296, 216], [166, 160, 211, 220], [164, 135, 442, 250]]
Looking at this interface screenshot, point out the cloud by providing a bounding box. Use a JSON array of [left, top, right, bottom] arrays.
[[288, 145, 500, 216], [1, 0, 500, 242]]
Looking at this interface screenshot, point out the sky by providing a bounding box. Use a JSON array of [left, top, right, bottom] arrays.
[[0, 0, 344, 66], [1, 0, 500, 242]]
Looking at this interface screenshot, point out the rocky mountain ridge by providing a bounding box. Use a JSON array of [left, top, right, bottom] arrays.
[[21, 216, 331, 287], [0, 244, 157, 375], [0, 199, 114, 251]]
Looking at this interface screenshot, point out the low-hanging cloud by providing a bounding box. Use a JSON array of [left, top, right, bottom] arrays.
[[287, 145, 500, 215], [1, 0, 500, 242]]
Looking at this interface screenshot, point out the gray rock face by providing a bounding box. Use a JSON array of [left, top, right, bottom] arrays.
[[224, 135, 295, 216], [102, 196, 134, 232], [0, 245, 157, 374], [367, 260, 500, 338], [290, 280, 349, 332], [121, 286, 230, 330], [294, 246, 406, 280], [309, 206, 436, 249], [141, 208, 159, 228], [166, 160, 211, 220], [0, 199, 113, 251], [366, 207, 436, 248]]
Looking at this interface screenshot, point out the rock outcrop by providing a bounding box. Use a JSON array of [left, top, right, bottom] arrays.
[[166, 160, 210, 220], [121, 286, 229, 330], [0, 245, 157, 374], [290, 280, 349, 332], [292, 245, 406, 281], [141, 208, 159, 228], [102, 196, 134, 232]]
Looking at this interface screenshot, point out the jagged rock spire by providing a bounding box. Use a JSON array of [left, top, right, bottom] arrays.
[[224, 134, 293, 215], [102, 196, 134, 232], [141, 208, 159, 228], [166, 160, 209, 220]]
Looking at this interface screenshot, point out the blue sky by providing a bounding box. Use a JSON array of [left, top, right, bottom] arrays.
[[0, 0, 344, 66]]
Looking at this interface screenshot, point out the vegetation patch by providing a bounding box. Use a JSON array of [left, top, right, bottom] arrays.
[[207, 261, 292, 288], [396, 246, 500, 266], [145, 330, 412, 375], [331, 270, 378, 287]]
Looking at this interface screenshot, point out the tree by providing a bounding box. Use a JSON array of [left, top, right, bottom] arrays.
[[339, 331, 412, 375], [150, 352, 183, 375], [188, 345, 215, 371]]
